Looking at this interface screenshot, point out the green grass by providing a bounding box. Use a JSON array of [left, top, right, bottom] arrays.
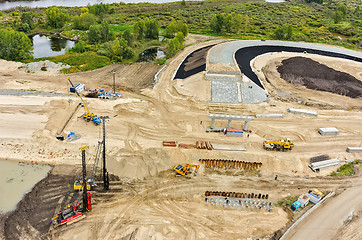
[[329, 160, 360, 176], [40, 52, 111, 73], [275, 196, 299, 207], [109, 24, 134, 34]]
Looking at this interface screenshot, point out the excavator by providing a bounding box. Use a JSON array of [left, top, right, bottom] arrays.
[[263, 138, 295, 151], [67, 78, 101, 125], [173, 164, 200, 176]]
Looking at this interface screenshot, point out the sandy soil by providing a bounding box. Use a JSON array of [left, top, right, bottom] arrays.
[[0, 37, 362, 239]]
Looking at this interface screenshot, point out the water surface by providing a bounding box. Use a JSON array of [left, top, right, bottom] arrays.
[[31, 34, 75, 59], [0, 160, 51, 213]]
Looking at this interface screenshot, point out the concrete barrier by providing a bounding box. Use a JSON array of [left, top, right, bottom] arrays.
[[288, 108, 318, 117], [318, 127, 339, 136], [346, 147, 362, 153], [255, 114, 283, 118]]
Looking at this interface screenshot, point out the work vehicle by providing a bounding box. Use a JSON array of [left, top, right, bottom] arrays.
[[52, 192, 92, 227], [173, 164, 200, 176], [74, 179, 91, 191], [263, 138, 295, 151], [67, 78, 101, 125], [56, 102, 82, 140], [290, 200, 301, 211]]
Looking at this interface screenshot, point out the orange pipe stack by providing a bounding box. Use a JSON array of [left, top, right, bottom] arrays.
[[199, 159, 262, 170]]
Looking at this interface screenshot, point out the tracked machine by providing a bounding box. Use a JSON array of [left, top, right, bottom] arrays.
[[67, 78, 101, 125], [263, 138, 295, 151]]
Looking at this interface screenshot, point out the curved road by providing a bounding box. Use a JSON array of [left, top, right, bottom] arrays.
[[282, 185, 362, 240]]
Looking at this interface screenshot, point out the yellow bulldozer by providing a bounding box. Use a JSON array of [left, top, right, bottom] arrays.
[[263, 138, 295, 151], [173, 164, 200, 176]]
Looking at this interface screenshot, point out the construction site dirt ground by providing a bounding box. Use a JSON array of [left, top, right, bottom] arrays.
[[0, 35, 362, 239]]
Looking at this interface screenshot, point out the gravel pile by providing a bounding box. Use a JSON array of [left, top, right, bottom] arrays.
[[211, 80, 239, 103], [22, 60, 70, 73]]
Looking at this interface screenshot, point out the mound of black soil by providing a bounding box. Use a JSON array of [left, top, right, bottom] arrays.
[[277, 57, 362, 98]]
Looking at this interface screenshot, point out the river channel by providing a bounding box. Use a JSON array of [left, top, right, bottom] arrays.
[[0, 0, 179, 10], [0, 0, 284, 10], [0, 160, 51, 213]]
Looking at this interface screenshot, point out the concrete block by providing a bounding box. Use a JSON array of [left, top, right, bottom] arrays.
[[212, 144, 246, 151], [346, 147, 362, 153], [318, 127, 339, 136], [288, 108, 318, 117]]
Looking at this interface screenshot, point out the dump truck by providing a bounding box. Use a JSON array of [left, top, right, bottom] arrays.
[[173, 164, 200, 176], [263, 138, 295, 151]]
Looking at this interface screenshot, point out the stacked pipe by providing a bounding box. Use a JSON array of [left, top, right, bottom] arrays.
[[205, 191, 269, 200], [199, 159, 262, 170], [163, 141, 177, 147], [178, 144, 196, 149], [196, 141, 213, 150]]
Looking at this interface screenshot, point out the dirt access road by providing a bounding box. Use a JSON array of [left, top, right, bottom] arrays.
[[0, 34, 361, 239], [284, 185, 362, 240]]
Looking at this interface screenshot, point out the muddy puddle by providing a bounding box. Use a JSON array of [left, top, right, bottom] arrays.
[[0, 160, 51, 213]]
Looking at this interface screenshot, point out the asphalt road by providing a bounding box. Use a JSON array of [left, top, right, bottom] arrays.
[[283, 185, 362, 240]]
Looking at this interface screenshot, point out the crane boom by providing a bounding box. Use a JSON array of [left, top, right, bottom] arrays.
[[67, 78, 101, 125]]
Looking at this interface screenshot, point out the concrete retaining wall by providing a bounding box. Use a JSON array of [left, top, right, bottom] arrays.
[[288, 108, 318, 117]]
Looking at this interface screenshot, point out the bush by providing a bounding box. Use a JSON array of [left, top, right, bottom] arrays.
[[0, 29, 33, 61]]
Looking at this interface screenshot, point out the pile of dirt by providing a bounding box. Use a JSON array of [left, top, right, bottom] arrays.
[[277, 57, 362, 98]]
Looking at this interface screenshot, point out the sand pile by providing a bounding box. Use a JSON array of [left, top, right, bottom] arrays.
[[107, 148, 170, 179]]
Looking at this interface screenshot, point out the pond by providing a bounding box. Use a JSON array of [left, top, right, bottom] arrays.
[[31, 34, 75, 59], [0, 160, 51, 213], [138, 47, 165, 62]]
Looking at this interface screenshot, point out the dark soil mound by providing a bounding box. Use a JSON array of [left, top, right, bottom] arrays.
[[277, 57, 362, 98]]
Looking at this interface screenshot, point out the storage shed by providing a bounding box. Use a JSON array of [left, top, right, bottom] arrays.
[[318, 127, 339, 136], [298, 193, 310, 208], [306, 191, 323, 204], [225, 128, 243, 137]]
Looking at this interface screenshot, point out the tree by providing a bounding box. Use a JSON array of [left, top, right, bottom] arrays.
[[122, 29, 134, 47], [46, 7, 69, 29], [233, 14, 243, 34], [210, 14, 225, 33], [225, 14, 233, 33], [333, 10, 344, 24], [98, 38, 134, 62], [274, 24, 293, 40], [20, 12, 35, 30], [244, 15, 249, 35], [73, 13, 96, 30], [165, 20, 177, 38], [134, 20, 146, 41], [0, 29, 33, 61], [72, 40, 86, 53], [177, 21, 188, 37], [145, 19, 159, 39], [166, 20, 188, 38], [88, 22, 114, 44]]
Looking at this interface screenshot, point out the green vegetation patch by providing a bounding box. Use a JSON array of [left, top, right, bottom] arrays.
[[275, 195, 299, 208], [329, 160, 360, 176], [42, 52, 111, 73]]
